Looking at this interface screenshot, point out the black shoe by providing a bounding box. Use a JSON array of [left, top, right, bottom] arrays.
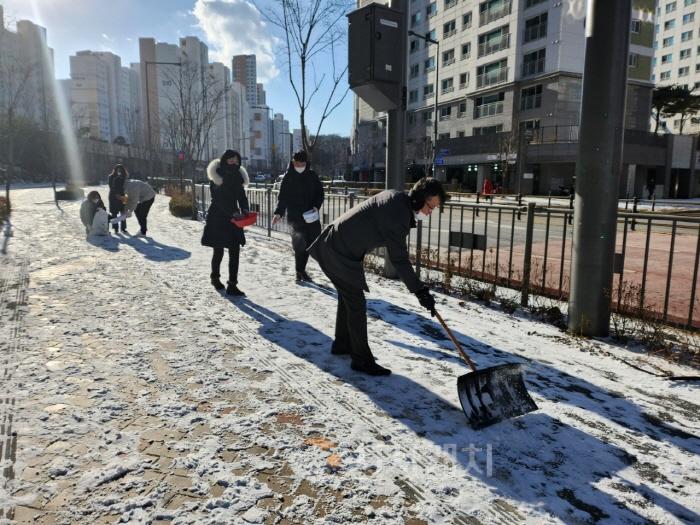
[[351, 361, 391, 376], [226, 282, 246, 296], [211, 276, 225, 290], [300, 271, 314, 283], [295, 272, 302, 283], [331, 342, 350, 355]]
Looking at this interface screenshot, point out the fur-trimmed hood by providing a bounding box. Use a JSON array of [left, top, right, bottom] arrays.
[[207, 159, 249, 187]]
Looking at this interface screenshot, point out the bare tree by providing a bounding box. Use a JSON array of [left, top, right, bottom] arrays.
[[261, 0, 353, 162], [0, 15, 39, 211], [496, 128, 519, 193], [159, 62, 227, 185]]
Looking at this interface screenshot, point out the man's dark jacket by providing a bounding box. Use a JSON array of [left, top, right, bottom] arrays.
[[274, 167, 324, 224], [309, 190, 422, 293]]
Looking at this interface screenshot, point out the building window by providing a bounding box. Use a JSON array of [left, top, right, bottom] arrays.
[[522, 49, 545, 76], [411, 12, 422, 27], [463, 12, 472, 29], [524, 12, 548, 43], [444, 0, 458, 9], [478, 25, 511, 57], [682, 30, 693, 42], [680, 48, 692, 59], [423, 84, 434, 99], [685, 0, 696, 5], [662, 53, 673, 63], [660, 70, 671, 80], [458, 101, 467, 116], [458, 131, 466, 137], [254, 113, 262, 121], [425, 29, 437, 48], [473, 124, 503, 135], [664, 19, 675, 30], [479, 0, 512, 25], [525, 0, 546, 7], [443, 20, 457, 37], [666, 1, 677, 12], [631, 19, 641, 33], [441, 77, 454, 93], [423, 110, 433, 122], [459, 72, 469, 88], [409, 89, 419, 103], [408, 112, 416, 125], [443, 49, 455, 65], [425, 56, 435, 72], [426, 2, 437, 17], [474, 91, 505, 118], [679, 66, 690, 76], [410, 39, 419, 53], [477, 59, 508, 87], [439, 106, 452, 120], [684, 12, 695, 24], [439, 132, 451, 140], [628, 53, 639, 67], [695, 63, 700, 72], [410, 63, 420, 78], [461, 42, 472, 59], [520, 119, 541, 131], [663, 36, 674, 47], [520, 84, 542, 110]]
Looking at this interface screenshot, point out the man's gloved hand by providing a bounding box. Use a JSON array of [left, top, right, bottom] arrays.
[[415, 287, 436, 316]]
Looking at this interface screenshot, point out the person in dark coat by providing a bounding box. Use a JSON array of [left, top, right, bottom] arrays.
[[309, 177, 448, 376], [201, 150, 250, 296], [272, 150, 324, 282], [108, 164, 128, 233]]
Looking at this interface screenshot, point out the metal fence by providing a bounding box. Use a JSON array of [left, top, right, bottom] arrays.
[[195, 185, 700, 330]]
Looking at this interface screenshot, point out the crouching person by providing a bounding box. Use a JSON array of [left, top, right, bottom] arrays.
[[80, 191, 110, 237], [309, 178, 448, 376]]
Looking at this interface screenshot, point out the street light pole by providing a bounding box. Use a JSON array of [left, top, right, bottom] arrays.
[[409, 30, 439, 177]]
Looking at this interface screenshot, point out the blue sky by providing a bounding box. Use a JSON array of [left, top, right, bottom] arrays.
[[1, 0, 353, 136]]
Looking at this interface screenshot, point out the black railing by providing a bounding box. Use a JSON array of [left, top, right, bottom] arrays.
[[194, 187, 700, 330]]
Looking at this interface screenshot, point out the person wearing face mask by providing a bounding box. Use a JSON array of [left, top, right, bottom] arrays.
[[201, 149, 250, 296], [272, 150, 324, 283], [80, 190, 110, 237], [308, 177, 448, 376], [108, 164, 129, 234]]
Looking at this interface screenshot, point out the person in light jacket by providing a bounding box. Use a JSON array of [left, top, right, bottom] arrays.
[[112, 177, 156, 237], [309, 178, 448, 376], [201, 149, 250, 296], [272, 150, 324, 283]]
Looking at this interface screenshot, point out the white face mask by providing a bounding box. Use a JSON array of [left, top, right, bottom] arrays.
[[415, 211, 429, 221], [294, 166, 306, 173]]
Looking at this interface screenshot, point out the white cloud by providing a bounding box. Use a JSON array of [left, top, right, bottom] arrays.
[[192, 0, 279, 82], [101, 33, 113, 41]]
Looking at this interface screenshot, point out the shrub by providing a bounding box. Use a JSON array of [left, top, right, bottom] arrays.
[[169, 191, 196, 218]]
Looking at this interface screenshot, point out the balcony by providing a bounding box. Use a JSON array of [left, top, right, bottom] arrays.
[[441, 86, 455, 94], [461, 51, 471, 60], [523, 24, 547, 43], [521, 58, 545, 77], [477, 33, 511, 57], [443, 57, 456, 66], [457, 111, 467, 118], [425, 65, 435, 73], [443, 28, 457, 38], [424, 92, 435, 100], [439, 114, 452, 121], [476, 66, 508, 88], [445, 0, 458, 8], [474, 101, 504, 118], [459, 81, 468, 89], [479, 1, 512, 26]]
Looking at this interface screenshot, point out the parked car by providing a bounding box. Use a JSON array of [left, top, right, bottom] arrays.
[[254, 174, 267, 183]]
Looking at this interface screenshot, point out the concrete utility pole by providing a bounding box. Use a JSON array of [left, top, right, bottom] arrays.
[[568, 0, 631, 336], [385, 0, 407, 192], [384, 0, 408, 278]]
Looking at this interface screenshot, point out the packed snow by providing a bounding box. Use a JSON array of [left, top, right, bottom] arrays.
[[0, 185, 698, 525]]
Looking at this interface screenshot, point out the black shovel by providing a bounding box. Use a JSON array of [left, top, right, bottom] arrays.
[[435, 311, 538, 429]]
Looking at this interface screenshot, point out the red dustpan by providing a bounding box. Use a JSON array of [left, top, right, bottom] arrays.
[[230, 212, 257, 228]]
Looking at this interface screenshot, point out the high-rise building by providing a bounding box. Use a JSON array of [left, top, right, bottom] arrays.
[[229, 81, 251, 161], [250, 105, 272, 171], [257, 83, 266, 105], [208, 62, 232, 158], [232, 54, 257, 106], [652, 0, 700, 133], [0, 6, 55, 127], [272, 113, 291, 170], [351, 0, 656, 193]]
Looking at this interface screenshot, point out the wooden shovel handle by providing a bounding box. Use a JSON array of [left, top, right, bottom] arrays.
[[435, 311, 478, 372]]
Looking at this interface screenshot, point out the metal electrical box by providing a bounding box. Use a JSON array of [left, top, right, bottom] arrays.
[[348, 3, 403, 111]]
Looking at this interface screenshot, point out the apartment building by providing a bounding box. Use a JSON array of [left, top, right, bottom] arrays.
[[232, 54, 258, 106], [652, 0, 700, 133], [351, 0, 657, 195]]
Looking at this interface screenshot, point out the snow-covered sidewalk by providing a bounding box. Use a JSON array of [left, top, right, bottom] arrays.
[[1, 186, 699, 525]]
